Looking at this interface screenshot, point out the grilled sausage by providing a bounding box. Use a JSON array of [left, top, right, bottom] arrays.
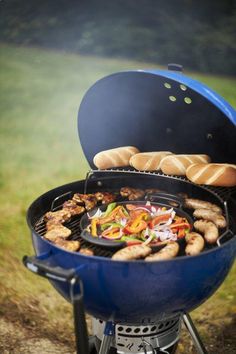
[[194, 220, 219, 244], [112, 245, 152, 261], [184, 198, 222, 214], [145, 242, 179, 261], [193, 209, 227, 228], [185, 232, 205, 256]]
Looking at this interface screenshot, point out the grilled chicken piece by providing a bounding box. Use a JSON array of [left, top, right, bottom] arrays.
[[120, 187, 145, 200], [44, 209, 71, 223], [185, 232, 205, 256], [46, 220, 63, 231], [145, 242, 179, 261], [194, 219, 219, 244], [112, 245, 152, 261], [79, 248, 94, 256], [63, 200, 85, 216], [73, 193, 98, 210], [95, 192, 116, 204], [193, 209, 226, 228], [44, 225, 71, 241], [54, 237, 80, 252], [184, 198, 222, 214]]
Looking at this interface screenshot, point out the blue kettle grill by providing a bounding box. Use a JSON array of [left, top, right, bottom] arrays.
[[23, 65, 236, 354]]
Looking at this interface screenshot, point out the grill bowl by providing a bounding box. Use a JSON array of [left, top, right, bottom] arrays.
[[27, 175, 236, 325]]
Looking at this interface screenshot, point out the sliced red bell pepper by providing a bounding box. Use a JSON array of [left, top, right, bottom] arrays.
[[149, 214, 170, 229], [123, 212, 148, 234]]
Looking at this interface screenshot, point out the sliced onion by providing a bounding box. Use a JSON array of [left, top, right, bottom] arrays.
[[102, 229, 123, 240], [87, 208, 103, 219], [152, 207, 174, 217], [133, 206, 151, 213]]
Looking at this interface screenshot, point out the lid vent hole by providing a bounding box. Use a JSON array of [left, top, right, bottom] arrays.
[[184, 97, 192, 104]]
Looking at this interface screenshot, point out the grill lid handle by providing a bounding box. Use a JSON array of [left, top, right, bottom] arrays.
[[168, 63, 183, 72]]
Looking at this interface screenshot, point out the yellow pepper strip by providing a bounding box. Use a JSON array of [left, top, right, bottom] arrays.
[[91, 218, 98, 236]]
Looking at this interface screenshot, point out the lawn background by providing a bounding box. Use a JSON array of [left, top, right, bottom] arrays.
[[0, 43, 235, 353]]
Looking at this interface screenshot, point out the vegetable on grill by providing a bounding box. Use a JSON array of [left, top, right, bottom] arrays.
[[86, 202, 191, 245]]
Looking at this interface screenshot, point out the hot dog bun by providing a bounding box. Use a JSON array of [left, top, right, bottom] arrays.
[[93, 146, 139, 169], [160, 154, 211, 176], [186, 163, 236, 187], [129, 151, 172, 171]]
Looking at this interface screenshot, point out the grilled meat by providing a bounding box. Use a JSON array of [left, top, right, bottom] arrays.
[[44, 225, 72, 241], [44, 209, 71, 223], [120, 187, 145, 200], [184, 198, 222, 214], [145, 242, 179, 261], [193, 209, 226, 228], [194, 219, 219, 244], [95, 191, 116, 204], [79, 248, 94, 256], [185, 232, 205, 256], [63, 200, 85, 216], [73, 193, 97, 210], [112, 245, 152, 261], [54, 237, 80, 252]]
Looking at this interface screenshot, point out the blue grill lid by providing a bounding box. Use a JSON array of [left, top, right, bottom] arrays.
[[78, 69, 236, 168]]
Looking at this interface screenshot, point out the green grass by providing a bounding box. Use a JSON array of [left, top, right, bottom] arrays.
[[0, 42, 235, 349]]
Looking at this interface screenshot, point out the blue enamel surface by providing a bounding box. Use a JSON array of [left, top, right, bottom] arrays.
[[32, 230, 236, 324], [140, 69, 236, 125]]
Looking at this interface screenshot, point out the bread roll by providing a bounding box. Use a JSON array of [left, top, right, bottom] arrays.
[[129, 151, 172, 171], [186, 163, 236, 187], [93, 146, 139, 169], [160, 154, 211, 176]]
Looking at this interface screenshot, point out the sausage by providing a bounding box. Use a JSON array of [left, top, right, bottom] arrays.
[[145, 242, 179, 261], [112, 245, 152, 261], [194, 220, 219, 244], [185, 232, 205, 256], [193, 209, 227, 228], [184, 198, 222, 214]]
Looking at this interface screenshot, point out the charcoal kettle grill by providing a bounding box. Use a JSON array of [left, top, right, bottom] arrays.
[[23, 65, 236, 354]]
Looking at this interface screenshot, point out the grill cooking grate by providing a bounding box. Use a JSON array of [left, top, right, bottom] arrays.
[[34, 216, 114, 258], [33, 170, 236, 258]]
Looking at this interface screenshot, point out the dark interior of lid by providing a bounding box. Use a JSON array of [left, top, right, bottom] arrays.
[[78, 71, 236, 168]]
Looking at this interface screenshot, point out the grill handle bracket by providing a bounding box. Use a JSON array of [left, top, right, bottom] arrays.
[[22, 254, 90, 354], [145, 192, 184, 209]]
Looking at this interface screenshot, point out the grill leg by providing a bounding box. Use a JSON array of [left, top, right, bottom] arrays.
[[98, 321, 115, 354], [183, 313, 208, 354]]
